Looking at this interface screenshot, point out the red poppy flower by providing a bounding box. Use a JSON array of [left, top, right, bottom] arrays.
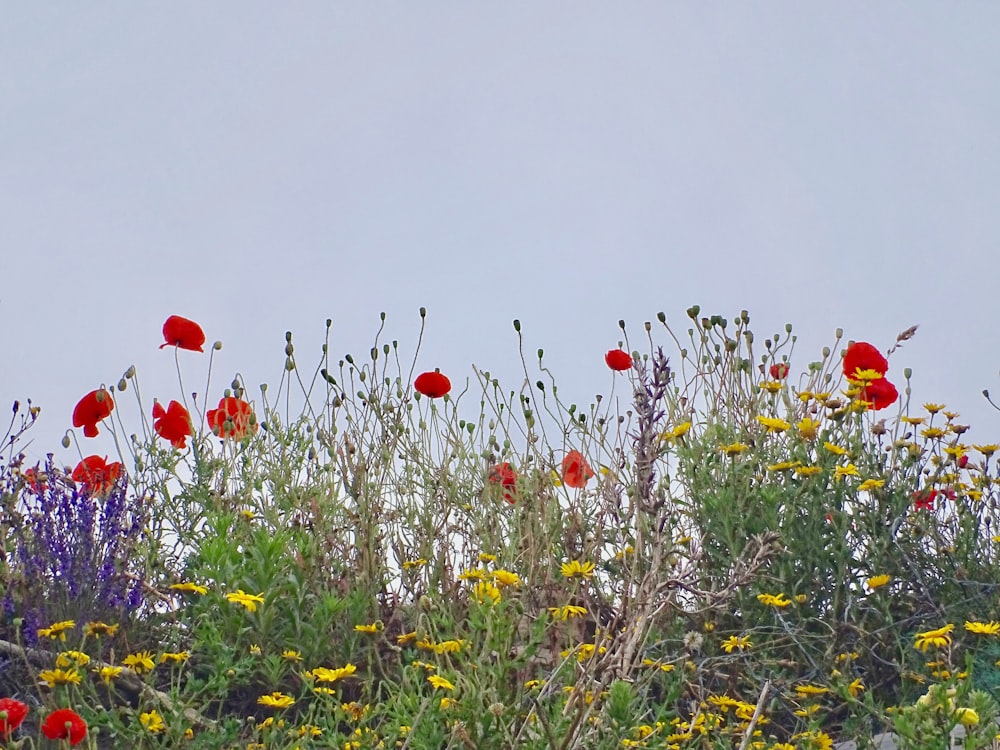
[[488, 462, 518, 503], [23, 467, 47, 493], [843, 341, 888, 380], [72, 456, 124, 498], [0, 697, 29, 739], [160, 315, 205, 352], [561, 450, 594, 489], [41, 708, 87, 745], [605, 349, 633, 372], [769, 363, 789, 380], [206, 396, 257, 440], [72, 388, 115, 438], [414, 371, 451, 398], [152, 400, 194, 449], [957, 454, 969, 469], [913, 489, 936, 511], [858, 377, 898, 411]]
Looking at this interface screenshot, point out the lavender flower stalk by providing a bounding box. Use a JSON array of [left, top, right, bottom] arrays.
[[1, 455, 147, 644]]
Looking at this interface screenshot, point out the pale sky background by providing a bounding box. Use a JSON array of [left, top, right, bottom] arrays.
[[2, 4, 999, 464]]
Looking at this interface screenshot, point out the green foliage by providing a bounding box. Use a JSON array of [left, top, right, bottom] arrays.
[[2, 309, 1000, 748]]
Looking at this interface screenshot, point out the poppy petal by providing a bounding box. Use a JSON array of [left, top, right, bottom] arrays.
[[160, 315, 206, 352], [414, 372, 451, 398]]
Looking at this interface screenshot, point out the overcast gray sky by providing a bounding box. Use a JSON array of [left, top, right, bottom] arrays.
[[3, 4, 999, 463]]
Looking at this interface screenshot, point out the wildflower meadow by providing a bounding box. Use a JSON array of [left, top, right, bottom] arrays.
[[3, 308, 1000, 750]]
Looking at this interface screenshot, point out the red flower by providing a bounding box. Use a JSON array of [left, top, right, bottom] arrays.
[[769, 363, 789, 380], [858, 377, 898, 411], [160, 315, 205, 352], [206, 396, 257, 440], [843, 341, 888, 380], [605, 349, 633, 372], [561, 450, 594, 489], [957, 454, 969, 469], [72, 456, 124, 498], [414, 371, 451, 398], [152, 400, 194, 449], [0, 697, 28, 739], [23, 467, 47, 493], [72, 389, 115, 438], [488, 463, 518, 504], [42, 708, 87, 746], [913, 489, 936, 512]]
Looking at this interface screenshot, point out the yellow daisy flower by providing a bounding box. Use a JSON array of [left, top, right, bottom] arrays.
[[225, 590, 265, 612], [756, 593, 792, 608], [427, 675, 455, 691], [38, 668, 82, 687], [964, 620, 1000, 636], [257, 692, 295, 709], [866, 575, 891, 590], [560, 560, 596, 579], [140, 710, 166, 733], [913, 624, 954, 652], [755, 416, 791, 433]]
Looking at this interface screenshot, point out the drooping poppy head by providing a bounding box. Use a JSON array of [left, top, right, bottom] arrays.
[[72, 388, 115, 438], [561, 450, 594, 489], [72, 455, 124, 498], [152, 400, 194, 449], [160, 315, 206, 352], [858, 377, 898, 411], [41, 708, 87, 745], [488, 462, 518, 504], [0, 697, 29, 739], [414, 371, 451, 399], [843, 342, 888, 380], [206, 396, 257, 440], [605, 349, 633, 372], [769, 363, 790, 380]]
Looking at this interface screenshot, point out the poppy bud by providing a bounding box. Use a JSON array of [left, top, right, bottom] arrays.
[[125, 365, 136, 379], [285, 358, 295, 371], [740, 310, 749, 322], [285, 343, 294, 356], [836, 328, 843, 339], [822, 347, 830, 358], [260, 383, 267, 393], [285, 331, 292, 342], [513, 319, 520, 332], [213, 341, 222, 350], [537, 348, 544, 360], [657, 312, 666, 323], [618, 319, 626, 331], [62, 433, 71, 448], [687, 305, 700, 319], [419, 307, 426, 318], [785, 323, 793, 333], [904, 368, 912, 379], [370, 347, 378, 361], [644, 321, 651, 332]]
